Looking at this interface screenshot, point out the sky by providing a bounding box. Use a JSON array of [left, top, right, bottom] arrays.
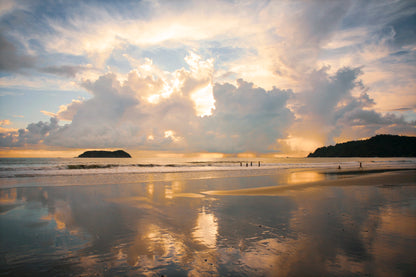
[[0, 0, 415, 157]]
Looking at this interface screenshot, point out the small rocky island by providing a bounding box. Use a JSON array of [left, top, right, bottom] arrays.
[[308, 134, 416, 157], [78, 150, 132, 158]]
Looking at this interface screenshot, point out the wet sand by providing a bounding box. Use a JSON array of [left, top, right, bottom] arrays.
[[1, 167, 415, 276], [203, 168, 416, 196]]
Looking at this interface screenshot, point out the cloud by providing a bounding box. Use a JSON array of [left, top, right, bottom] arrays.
[[0, 33, 35, 71], [1, 53, 414, 154], [41, 99, 84, 121], [0, 120, 11, 126], [56, 99, 84, 121], [0, 31, 89, 79], [39, 53, 212, 149], [0, 0, 18, 17], [195, 80, 294, 153], [0, 53, 295, 152], [287, 66, 416, 149], [392, 106, 416, 112], [41, 65, 88, 78], [40, 110, 56, 118], [338, 110, 416, 139], [37, 0, 261, 68], [0, 1, 415, 154], [0, 119, 18, 133], [0, 117, 59, 147]]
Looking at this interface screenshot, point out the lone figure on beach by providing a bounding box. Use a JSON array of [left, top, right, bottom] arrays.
[[359, 162, 362, 168]]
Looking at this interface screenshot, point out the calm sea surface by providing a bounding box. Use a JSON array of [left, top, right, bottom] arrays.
[[1, 157, 415, 276]]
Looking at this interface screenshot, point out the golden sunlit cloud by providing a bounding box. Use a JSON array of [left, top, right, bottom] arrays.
[[277, 135, 323, 156], [164, 130, 182, 142], [191, 83, 215, 117]]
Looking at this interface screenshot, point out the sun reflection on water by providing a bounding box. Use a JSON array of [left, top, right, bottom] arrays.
[[192, 207, 218, 249], [287, 171, 325, 184], [147, 182, 154, 197]]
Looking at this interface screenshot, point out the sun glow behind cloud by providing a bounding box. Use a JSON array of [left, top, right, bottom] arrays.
[[191, 83, 215, 117]]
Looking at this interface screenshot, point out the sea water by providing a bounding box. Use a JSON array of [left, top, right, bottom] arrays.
[[0, 157, 415, 276], [1, 157, 415, 179]]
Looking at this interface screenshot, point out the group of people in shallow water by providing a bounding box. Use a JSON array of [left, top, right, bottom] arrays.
[[240, 161, 261, 167], [238, 161, 365, 169]]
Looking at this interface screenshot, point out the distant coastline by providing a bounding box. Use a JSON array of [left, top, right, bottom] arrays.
[[78, 150, 132, 158], [308, 134, 416, 157]]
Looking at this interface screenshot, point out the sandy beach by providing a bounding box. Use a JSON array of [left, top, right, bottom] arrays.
[[1, 163, 415, 276], [203, 168, 416, 196]]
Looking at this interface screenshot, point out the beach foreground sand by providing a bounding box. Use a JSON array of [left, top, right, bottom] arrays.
[[1, 166, 415, 276], [203, 168, 416, 196]]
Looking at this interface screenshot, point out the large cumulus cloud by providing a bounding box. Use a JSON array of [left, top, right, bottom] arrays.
[[0, 53, 295, 152], [1, 54, 414, 154], [196, 80, 294, 153], [288, 66, 415, 150]]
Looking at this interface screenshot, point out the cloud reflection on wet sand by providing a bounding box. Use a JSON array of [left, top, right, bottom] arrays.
[[0, 169, 415, 276]]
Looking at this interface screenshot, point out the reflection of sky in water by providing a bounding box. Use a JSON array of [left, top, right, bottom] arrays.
[[193, 207, 218, 248], [0, 171, 415, 276], [287, 171, 325, 184]]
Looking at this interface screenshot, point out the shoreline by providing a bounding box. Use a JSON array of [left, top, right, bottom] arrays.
[[1, 163, 414, 190]]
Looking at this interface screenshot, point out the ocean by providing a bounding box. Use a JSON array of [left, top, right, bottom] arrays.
[[1, 157, 415, 276], [1, 156, 415, 179]]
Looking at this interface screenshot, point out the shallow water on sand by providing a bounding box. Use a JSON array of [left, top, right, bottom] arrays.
[[1, 169, 415, 276]]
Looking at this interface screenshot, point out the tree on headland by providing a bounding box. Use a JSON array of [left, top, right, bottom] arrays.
[[308, 135, 416, 157]]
